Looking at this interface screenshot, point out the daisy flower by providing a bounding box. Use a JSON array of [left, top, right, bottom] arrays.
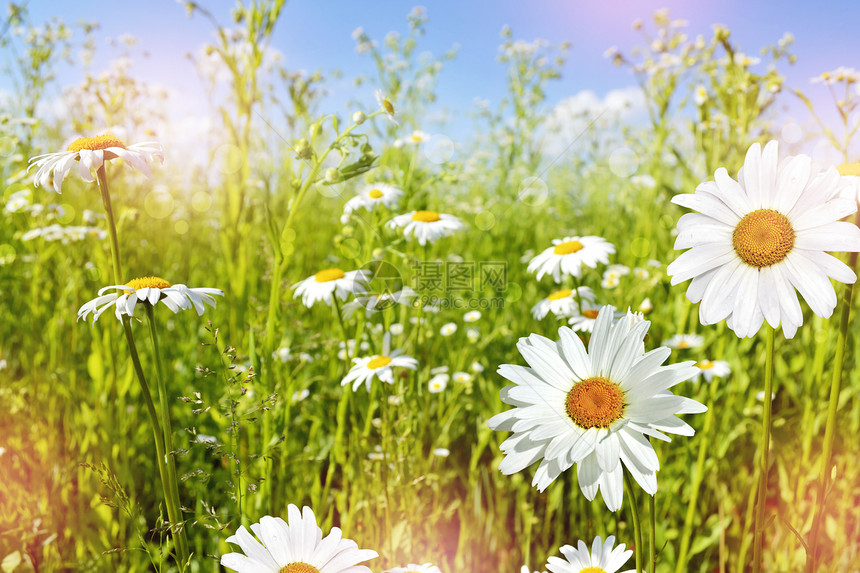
[[220, 504, 378, 573], [388, 210, 464, 246], [428, 367, 450, 393], [342, 333, 417, 391], [637, 298, 654, 314], [452, 371, 472, 383], [293, 268, 370, 308], [838, 161, 860, 204], [667, 140, 860, 338], [487, 306, 705, 511], [440, 323, 457, 336], [693, 359, 731, 382], [633, 267, 650, 280], [29, 133, 163, 194], [545, 536, 633, 573], [567, 300, 602, 333], [385, 564, 441, 573], [601, 276, 620, 290], [375, 89, 398, 125], [464, 310, 482, 322], [77, 276, 223, 323], [470, 361, 485, 373], [343, 287, 416, 318], [433, 448, 450, 457], [663, 333, 704, 350], [528, 236, 616, 282], [403, 130, 430, 145], [532, 286, 596, 320], [466, 328, 480, 343], [344, 183, 403, 214]]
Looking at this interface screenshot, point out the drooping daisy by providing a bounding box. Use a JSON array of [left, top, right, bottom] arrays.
[[663, 333, 704, 350], [545, 536, 633, 573], [342, 333, 417, 391], [385, 564, 441, 573], [667, 140, 860, 339], [29, 133, 163, 194], [293, 268, 370, 308], [375, 89, 398, 125], [528, 236, 616, 283], [388, 210, 464, 246], [567, 300, 602, 333], [220, 504, 378, 573], [488, 306, 705, 511], [77, 276, 224, 324], [532, 286, 596, 320], [693, 359, 731, 382], [344, 183, 403, 214]]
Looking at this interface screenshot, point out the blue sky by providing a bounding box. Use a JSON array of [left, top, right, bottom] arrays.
[[8, 0, 860, 147]]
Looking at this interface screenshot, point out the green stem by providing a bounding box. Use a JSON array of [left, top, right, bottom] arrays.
[[95, 166, 123, 286], [649, 493, 657, 573], [809, 244, 858, 571], [752, 325, 775, 573], [625, 472, 644, 573]]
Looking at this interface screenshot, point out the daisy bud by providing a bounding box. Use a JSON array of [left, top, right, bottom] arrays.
[[352, 110, 366, 124]]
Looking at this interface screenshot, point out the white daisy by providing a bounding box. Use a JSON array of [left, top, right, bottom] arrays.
[[545, 536, 633, 573], [487, 306, 706, 511], [390, 323, 404, 336], [375, 89, 398, 125], [29, 133, 163, 194], [667, 140, 860, 338], [428, 368, 450, 393], [220, 504, 378, 573], [633, 267, 650, 280], [77, 276, 224, 324], [343, 287, 416, 318], [452, 371, 472, 383], [470, 361, 485, 373], [293, 268, 370, 308], [341, 333, 418, 391], [385, 564, 441, 573], [567, 300, 602, 333], [693, 359, 731, 382], [528, 236, 616, 282], [532, 287, 596, 320], [433, 448, 450, 457], [388, 210, 464, 246], [403, 130, 430, 145], [601, 276, 620, 290], [606, 264, 630, 276], [663, 333, 704, 350], [440, 322, 457, 336], [466, 328, 480, 343], [637, 298, 654, 314], [463, 310, 482, 322], [344, 183, 403, 214]]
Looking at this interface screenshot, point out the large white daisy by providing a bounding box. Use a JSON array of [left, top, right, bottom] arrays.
[[667, 140, 860, 338], [528, 236, 616, 282], [532, 286, 597, 320], [487, 306, 705, 511], [77, 276, 224, 323], [293, 268, 370, 308], [388, 210, 464, 246], [29, 133, 163, 194], [220, 504, 378, 573], [544, 536, 633, 573], [344, 183, 403, 214], [342, 333, 418, 391]]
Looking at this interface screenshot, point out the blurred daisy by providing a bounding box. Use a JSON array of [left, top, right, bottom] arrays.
[[637, 297, 654, 314], [567, 300, 602, 333], [452, 371, 472, 384], [488, 306, 705, 511], [528, 236, 615, 282], [293, 268, 370, 308], [466, 328, 480, 343], [388, 210, 464, 246], [545, 536, 633, 573], [693, 360, 731, 382], [375, 89, 398, 125], [464, 310, 482, 322], [385, 565, 441, 573], [428, 376, 448, 393], [440, 322, 457, 336], [404, 130, 430, 145], [532, 286, 596, 320], [601, 275, 620, 289], [664, 333, 704, 350], [343, 287, 416, 318], [667, 140, 860, 338], [220, 504, 378, 573], [470, 361, 485, 373], [606, 264, 630, 277], [342, 333, 417, 391], [433, 448, 450, 458], [390, 323, 404, 336], [29, 133, 163, 194], [344, 183, 403, 214], [633, 267, 650, 280], [77, 276, 223, 323], [291, 389, 310, 403]]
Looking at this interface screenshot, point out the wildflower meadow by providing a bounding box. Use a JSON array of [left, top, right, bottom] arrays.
[[2, 2, 860, 572]]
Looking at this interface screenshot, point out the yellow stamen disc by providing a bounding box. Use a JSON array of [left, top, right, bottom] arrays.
[[314, 268, 345, 283], [547, 289, 573, 301], [579, 568, 608, 573], [677, 341, 690, 349], [732, 209, 794, 268], [698, 360, 714, 370], [566, 376, 625, 429], [382, 98, 395, 115], [553, 240, 584, 255], [369, 189, 384, 199], [367, 356, 392, 369], [126, 276, 171, 290], [68, 133, 127, 152], [280, 563, 320, 573], [583, 309, 600, 319], [411, 134, 423, 142], [412, 210, 440, 223], [837, 162, 860, 177]]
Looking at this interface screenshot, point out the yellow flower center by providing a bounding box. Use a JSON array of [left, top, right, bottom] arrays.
[[68, 133, 127, 152], [279, 564, 319, 573], [382, 98, 395, 115], [548, 289, 572, 301], [125, 276, 171, 290], [732, 209, 795, 268], [677, 340, 690, 348], [566, 376, 625, 429], [838, 162, 860, 177], [582, 310, 600, 319], [412, 210, 440, 223], [411, 134, 423, 142], [553, 240, 584, 255], [698, 360, 714, 370], [580, 568, 607, 573], [314, 268, 345, 282], [367, 356, 392, 369], [369, 188, 384, 199]]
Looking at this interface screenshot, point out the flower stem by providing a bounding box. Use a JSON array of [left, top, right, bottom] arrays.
[[95, 166, 123, 286], [809, 243, 858, 571], [649, 493, 657, 573], [625, 472, 644, 573], [752, 324, 775, 573]]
